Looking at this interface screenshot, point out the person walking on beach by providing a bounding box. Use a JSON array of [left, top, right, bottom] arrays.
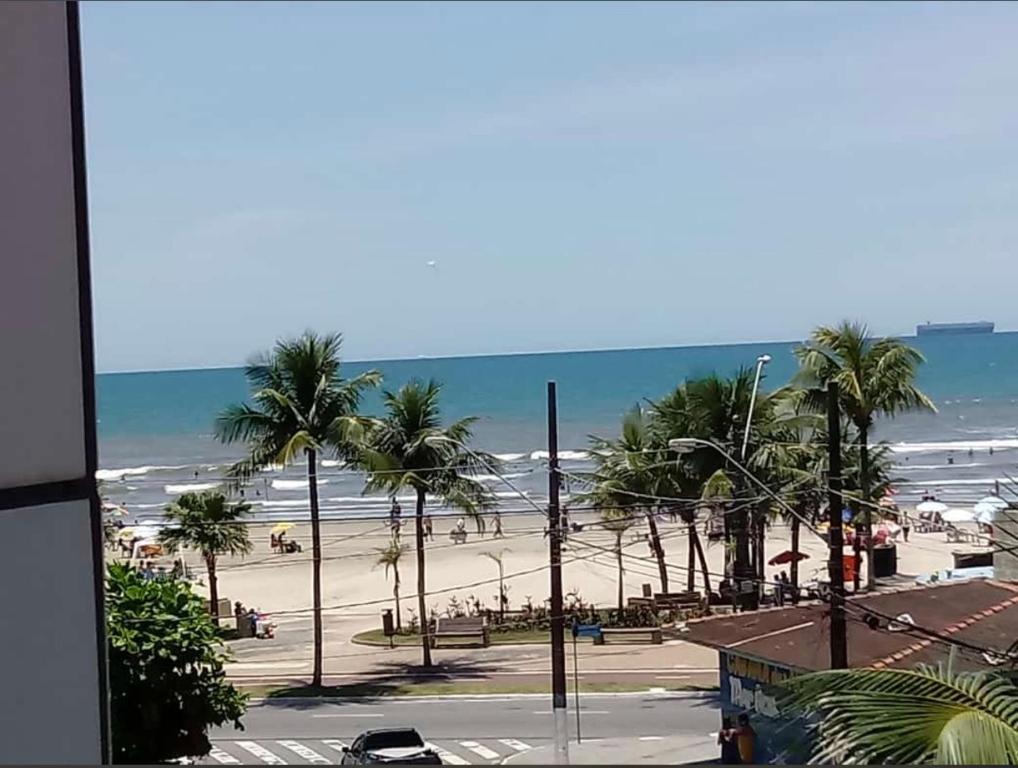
[[390, 498, 402, 539], [901, 510, 910, 542], [493, 512, 504, 539], [424, 514, 434, 541]]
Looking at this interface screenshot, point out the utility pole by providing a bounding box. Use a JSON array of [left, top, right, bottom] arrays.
[[826, 382, 848, 669], [547, 381, 569, 763]]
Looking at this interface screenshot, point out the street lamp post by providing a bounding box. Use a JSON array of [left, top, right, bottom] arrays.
[[741, 354, 771, 600], [741, 354, 772, 462]]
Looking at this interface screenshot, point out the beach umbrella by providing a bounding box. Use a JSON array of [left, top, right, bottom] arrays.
[[916, 500, 948, 515], [974, 502, 999, 525], [977, 496, 1008, 510], [102, 501, 129, 516], [879, 495, 897, 509], [768, 550, 809, 566], [271, 522, 295, 536], [942, 508, 976, 524]]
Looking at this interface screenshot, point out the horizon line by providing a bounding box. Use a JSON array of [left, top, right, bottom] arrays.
[[94, 328, 1014, 376]]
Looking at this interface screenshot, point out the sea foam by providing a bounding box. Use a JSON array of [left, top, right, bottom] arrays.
[[164, 482, 219, 493], [890, 439, 1018, 453]]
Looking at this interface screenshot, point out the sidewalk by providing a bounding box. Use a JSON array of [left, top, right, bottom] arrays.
[[503, 735, 719, 765]]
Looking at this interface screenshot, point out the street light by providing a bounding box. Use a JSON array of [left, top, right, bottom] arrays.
[[741, 354, 771, 462]]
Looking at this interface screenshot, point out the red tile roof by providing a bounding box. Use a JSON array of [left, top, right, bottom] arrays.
[[682, 579, 1018, 672]]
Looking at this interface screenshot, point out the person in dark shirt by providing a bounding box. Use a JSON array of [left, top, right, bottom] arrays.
[[718, 716, 741, 764]]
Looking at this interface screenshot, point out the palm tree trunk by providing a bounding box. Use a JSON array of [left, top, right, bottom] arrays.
[[757, 505, 767, 583], [394, 565, 402, 631], [860, 425, 874, 591], [691, 526, 712, 600], [616, 533, 624, 612], [790, 514, 801, 594], [206, 553, 219, 625], [415, 488, 433, 667], [686, 518, 696, 592], [307, 448, 324, 687], [498, 565, 505, 622], [644, 510, 669, 593]]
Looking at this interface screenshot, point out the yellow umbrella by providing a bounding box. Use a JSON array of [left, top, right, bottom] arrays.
[[271, 522, 295, 536]]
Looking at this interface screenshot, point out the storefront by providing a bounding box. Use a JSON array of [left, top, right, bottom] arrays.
[[717, 650, 805, 762], [684, 579, 1018, 764]]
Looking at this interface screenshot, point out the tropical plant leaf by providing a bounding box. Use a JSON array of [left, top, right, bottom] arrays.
[[780, 665, 1018, 765]]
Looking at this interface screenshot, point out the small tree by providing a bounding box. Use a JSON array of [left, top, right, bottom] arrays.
[[376, 539, 408, 631], [482, 549, 509, 620], [107, 562, 246, 763], [160, 490, 252, 623]]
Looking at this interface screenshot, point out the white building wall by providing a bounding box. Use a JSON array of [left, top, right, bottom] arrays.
[[0, 1, 107, 762]]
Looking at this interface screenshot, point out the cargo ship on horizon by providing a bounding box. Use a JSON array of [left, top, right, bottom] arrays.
[[916, 321, 995, 336]]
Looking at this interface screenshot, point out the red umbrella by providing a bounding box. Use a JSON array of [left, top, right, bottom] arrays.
[[768, 550, 810, 566]]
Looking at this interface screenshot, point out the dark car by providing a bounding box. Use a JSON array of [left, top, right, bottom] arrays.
[[340, 728, 442, 765]]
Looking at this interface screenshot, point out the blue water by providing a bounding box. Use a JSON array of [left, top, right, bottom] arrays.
[[96, 334, 1018, 518]]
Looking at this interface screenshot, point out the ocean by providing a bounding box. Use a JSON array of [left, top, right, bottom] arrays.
[[96, 333, 1018, 521]]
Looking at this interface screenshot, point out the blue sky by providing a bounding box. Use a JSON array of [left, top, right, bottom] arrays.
[[82, 1, 1018, 372]]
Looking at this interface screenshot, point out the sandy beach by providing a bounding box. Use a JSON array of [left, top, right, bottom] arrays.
[[115, 508, 987, 647]]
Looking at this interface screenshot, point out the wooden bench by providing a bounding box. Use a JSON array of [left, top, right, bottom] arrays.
[[627, 596, 654, 609], [953, 550, 993, 569], [594, 626, 662, 645], [430, 616, 490, 648], [653, 591, 704, 610]]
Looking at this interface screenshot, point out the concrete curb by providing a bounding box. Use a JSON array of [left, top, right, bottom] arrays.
[[249, 689, 720, 705], [499, 735, 719, 765]]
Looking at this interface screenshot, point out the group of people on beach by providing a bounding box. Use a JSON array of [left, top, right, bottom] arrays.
[[388, 498, 505, 543]]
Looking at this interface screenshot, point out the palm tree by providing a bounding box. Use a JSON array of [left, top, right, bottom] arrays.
[[583, 405, 671, 592], [356, 379, 494, 667], [600, 508, 637, 612], [652, 370, 773, 604], [159, 490, 252, 623], [781, 665, 1018, 764], [214, 331, 380, 686], [796, 321, 935, 589], [376, 539, 407, 631]]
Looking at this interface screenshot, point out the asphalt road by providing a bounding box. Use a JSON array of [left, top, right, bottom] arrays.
[[204, 692, 721, 765]]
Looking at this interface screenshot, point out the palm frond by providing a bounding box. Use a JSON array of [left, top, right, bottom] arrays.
[[781, 665, 1018, 765]]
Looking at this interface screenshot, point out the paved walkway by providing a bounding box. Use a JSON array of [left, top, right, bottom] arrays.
[[227, 617, 720, 689], [503, 735, 719, 765]]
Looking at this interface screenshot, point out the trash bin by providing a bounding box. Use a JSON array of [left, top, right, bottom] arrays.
[[872, 544, 897, 578]]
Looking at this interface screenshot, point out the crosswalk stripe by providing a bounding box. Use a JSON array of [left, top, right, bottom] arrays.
[[236, 741, 287, 765], [426, 742, 470, 765], [276, 740, 330, 764], [498, 739, 531, 752], [208, 746, 241, 764], [320, 740, 347, 755], [459, 741, 500, 760]]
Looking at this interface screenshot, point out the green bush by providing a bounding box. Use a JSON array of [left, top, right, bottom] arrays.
[[106, 562, 246, 763]]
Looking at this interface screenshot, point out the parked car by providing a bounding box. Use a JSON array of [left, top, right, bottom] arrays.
[[340, 728, 442, 765]]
